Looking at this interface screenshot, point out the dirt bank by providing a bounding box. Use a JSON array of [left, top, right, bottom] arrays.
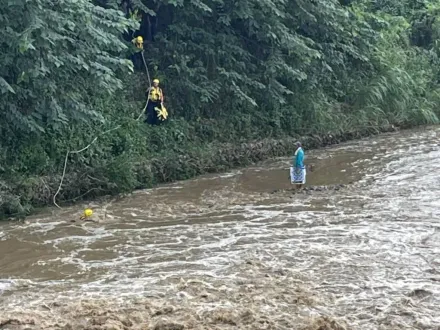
[[0, 124, 399, 219]]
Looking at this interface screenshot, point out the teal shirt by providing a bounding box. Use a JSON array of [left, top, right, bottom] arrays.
[[294, 148, 304, 168]]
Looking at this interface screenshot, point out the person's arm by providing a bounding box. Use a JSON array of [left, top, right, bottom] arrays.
[[160, 88, 164, 103]]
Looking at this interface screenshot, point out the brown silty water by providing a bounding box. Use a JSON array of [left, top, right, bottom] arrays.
[[0, 127, 439, 329]]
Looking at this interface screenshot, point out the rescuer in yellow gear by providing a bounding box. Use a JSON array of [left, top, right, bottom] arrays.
[[149, 79, 164, 103], [131, 36, 144, 70], [146, 79, 168, 124], [133, 36, 144, 50]]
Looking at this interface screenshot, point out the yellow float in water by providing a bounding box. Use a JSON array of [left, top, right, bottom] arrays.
[[80, 208, 93, 220]]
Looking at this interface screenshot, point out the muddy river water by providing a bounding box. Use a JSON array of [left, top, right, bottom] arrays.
[[0, 127, 439, 329]]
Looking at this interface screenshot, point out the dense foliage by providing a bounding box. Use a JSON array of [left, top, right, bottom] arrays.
[[1, 0, 440, 217]]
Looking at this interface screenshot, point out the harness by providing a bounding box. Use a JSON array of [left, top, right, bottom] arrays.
[[149, 87, 162, 102]]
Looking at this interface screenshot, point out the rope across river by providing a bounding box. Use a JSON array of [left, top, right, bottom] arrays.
[[53, 52, 152, 208]]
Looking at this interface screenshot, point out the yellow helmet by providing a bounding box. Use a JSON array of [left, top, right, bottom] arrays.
[[136, 36, 143, 43], [84, 208, 93, 218], [153, 79, 159, 84]]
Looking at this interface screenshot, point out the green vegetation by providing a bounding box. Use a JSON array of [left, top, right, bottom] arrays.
[[1, 0, 440, 218]]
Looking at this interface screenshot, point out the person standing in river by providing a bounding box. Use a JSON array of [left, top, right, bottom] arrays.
[[290, 141, 306, 188]]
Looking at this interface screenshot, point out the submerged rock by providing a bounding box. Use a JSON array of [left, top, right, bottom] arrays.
[[153, 320, 184, 330], [302, 316, 347, 330], [285, 183, 351, 196], [408, 288, 432, 299]]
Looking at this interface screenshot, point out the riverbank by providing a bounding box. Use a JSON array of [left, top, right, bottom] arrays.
[[3, 0, 440, 220], [0, 123, 400, 219]]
